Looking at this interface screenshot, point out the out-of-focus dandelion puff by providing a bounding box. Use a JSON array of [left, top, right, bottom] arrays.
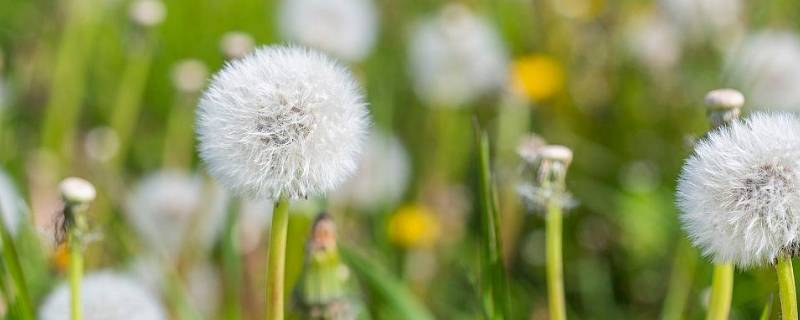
[[278, 0, 378, 62], [660, 0, 741, 41], [196, 46, 370, 199], [677, 112, 800, 268], [625, 11, 681, 72], [220, 31, 256, 60], [186, 263, 222, 316], [725, 30, 800, 111], [39, 271, 168, 320], [387, 204, 440, 249], [84, 126, 120, 163], [238, 198, 274, 253], [510, 54, 565, 102], [332, 129, 410, 211], [408, 3, 508, 107], [128, 0, 166, 28], [0, 169, 28, 236], [125, 171, 227, 258], [171, 59, 209, 94], [59, 177, 96, 205]]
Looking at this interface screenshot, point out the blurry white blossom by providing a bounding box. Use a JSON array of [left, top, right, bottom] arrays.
[[0, 169, 27, 236], [220, 32, 255, 60], [678, 113, 800, 268], [125, 171, 227, 258], [625, 11, 681, 72], [171, 59, 208, 94], [84, 126, 120, 163], [39, 271, 167, 320], [659, 0, 741, 41], [725, 30, 800, 111], [278, 0, 378, 62], [332, 129, 410, 211], [408, 4, 508, 107], [196, 46, 370, 199], [128, 0, 166, 28]]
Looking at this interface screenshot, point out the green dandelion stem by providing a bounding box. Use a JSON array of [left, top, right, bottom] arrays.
[[776, 254, 797, 320], [706, 263, 733, 320], [266, 195, 290, 320]]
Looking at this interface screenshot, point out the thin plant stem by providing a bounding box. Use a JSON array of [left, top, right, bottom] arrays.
[[0, 215, 34, 320], [266, 195, 290, 320], [706, 263, 734, 320], [546, 201, 566, 320], [776, 254, 797, 320], [68, 229, 83, 320]]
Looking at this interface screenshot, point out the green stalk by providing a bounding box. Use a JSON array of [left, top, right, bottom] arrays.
[[68, 229, 84, 320], [0, 214, 34, 320], [706, 263, 733, 320], [776, 254, 797, 320], [661, 240, 698, 320], [266, 196, 290, 320], [546, 201, 566, 320]]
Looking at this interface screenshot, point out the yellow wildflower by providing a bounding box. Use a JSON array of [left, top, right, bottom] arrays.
[[511, 54, 565, 101], [387, 204, 440, 249]]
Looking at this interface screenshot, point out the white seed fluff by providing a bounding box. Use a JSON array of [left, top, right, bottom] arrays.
[[408, 4, 508, 107], [677, 112, 800, 268], [125, 171, 228, 258], [196, 46, 369, 199], [332, 129, 411, 211], [725, 30, 800, 111], [38, 271, 167, 320], [278, 0, 378, 62]]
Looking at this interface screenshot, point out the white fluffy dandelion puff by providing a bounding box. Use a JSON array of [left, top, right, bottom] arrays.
[[196, 46, 370, 199], [408, 3, 508, 107], [38, 271, 168, 320], [677, 112, 800, 268], [278, 0, 378, 62]]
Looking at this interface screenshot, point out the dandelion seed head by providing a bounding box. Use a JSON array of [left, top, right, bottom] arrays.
[[332, 129, 410, 211], [171, 59, 208, 94], [59, 177, 96, 205], [39, 271, 167, 320], [705, 88, 745, 110], [220, 32, 255, 60], [677, 112, 800, 268], [196, 46, 369, 199], [408, 3, 508, 107], [278, 0, 378, 62], [128, 0, 166, 28], [725, 30, 800, 111], [125, 171, 227, 258]]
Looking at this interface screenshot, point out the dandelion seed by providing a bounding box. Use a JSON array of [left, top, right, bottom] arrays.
[[39, 271, 168, 320], [196, 45, 369, 199], [677, 112, 800, 268], [278, 0, 378, 62], [408, 4, 508, 107]]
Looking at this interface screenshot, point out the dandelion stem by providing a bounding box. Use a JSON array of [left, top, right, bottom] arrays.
[[266, 195, 290, 320], [706, 263, 733, 320], [0, 213, 34, 320], [68, 228, 84, 320], [776, 254, 797, 320], [546, 201, 566, 320]]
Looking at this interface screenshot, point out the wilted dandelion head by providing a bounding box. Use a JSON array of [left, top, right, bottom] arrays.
[[196, 46, 369, 199], [725, 30, 800, 111], [125, 171, 227, 258], [0, 169, 27, 236], [39, 271, 167, 320], [59, 177, 96, 205], [408, 3, 508, 107], [220, 31, 255, 60], [677, 112, 800, 268], [517, 144, 576, 213], [171, 59, 208, 94], [128, 0, 166, 28], [332, 129, 410, 211], [278, 0, 378, 62]]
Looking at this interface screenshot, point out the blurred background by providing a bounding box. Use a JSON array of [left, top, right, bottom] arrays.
[[1, 0, 800, 319]]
